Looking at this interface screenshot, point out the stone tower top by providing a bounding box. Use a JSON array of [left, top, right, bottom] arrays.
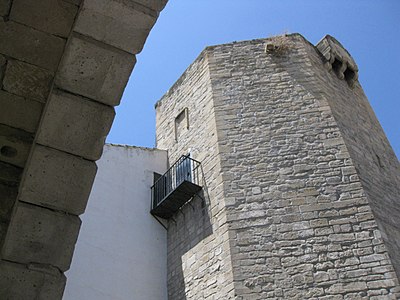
[[155, 33, 360, 111]]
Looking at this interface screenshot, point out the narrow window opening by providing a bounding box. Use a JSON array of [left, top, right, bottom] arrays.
[[375, 154, 384, 168], [175, 108, 189, 142]]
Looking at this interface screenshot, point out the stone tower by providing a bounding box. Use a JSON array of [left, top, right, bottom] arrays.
[[155, 34, 400, 299]]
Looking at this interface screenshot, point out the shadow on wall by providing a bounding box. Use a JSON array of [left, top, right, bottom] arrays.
[[167, 187, 213, 300], [0, 162, 22, 245]]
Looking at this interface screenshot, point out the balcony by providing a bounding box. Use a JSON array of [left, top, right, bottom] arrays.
[[151, 155, 202, 219]]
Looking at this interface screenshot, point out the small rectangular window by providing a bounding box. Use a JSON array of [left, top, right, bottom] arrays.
[[175, 108, 189, 141]]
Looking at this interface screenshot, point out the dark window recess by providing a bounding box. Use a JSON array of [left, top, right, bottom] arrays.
[[151, 155, 202, 219], [344, 67, 356, 84], [331, 58, 342, 75], [331, 58, 357, 87]]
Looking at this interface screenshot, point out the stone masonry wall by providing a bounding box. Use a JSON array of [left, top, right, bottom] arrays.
[[1, 2, 81, 297], [155, 52, 235, 299], [206, 35, 399, 299], [156, 34, 400, 300], [310, 36, 400, 279]]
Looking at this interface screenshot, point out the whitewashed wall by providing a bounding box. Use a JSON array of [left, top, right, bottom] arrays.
[[64, 144, 168, 300]]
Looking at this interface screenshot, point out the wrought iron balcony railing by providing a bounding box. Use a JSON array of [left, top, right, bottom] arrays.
[[151, 155, 202, 219]]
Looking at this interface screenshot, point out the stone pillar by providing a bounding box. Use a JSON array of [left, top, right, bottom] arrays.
[[156, 34, 400, 299], [0, 0, 167, 298]]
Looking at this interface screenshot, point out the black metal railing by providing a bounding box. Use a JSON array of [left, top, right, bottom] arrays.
[[151, 155, 202, 213]]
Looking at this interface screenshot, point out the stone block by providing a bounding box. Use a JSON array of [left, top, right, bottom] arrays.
[[133, 0, 168, 11], [316, 35, 358, 72], [19, 145, 97, 215], [0, 0, 10, 16], [74, 0, 157, 54], [55, 35, 136, 106], [0, 91, 43, 133], [10, 0, 78, 37], [316, 35, 358, 86], [36, 90, 115, 160], [63, 0, 81, 5], [3, 59, 53, 102], [0, 54, 5, 79], [0, 124, 33, 168], [0, 166, 19, 239], [0, 183, 17, 226], [0, 20, 65, 72], [0, 183, 16, 241], [2, 202, 81, 272], [0, 260, 66, 300], [0, 161, 22, 186]]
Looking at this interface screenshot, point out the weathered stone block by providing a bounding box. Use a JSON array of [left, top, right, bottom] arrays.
[[19, 145, 97, 215], [36, 90, 115, 160], [0, 183, 16, 241], [55, 35, 136, 106], [133, 0, 168, 11], [0, 91, 43, 133], [3, 59, 53, 102], [2, 202, 81, 272], [10, 0, 78, 37], [0, 161, 22, 186], [0, 183, 17, 222], [0, 54, 5, 80], [0, 20, 65, 72], [0, 260, 66, 300], [75, 0, 157, 54], [316, 35, 358, 86], [63, 0, 81, 5], [326, 282, 367, 294], [316, 35, 358, 72], [0, 124, 33, 168], [0, 0, 10, 16]]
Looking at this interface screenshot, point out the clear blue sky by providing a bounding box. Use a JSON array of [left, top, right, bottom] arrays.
[[107, 0, 400, 158]]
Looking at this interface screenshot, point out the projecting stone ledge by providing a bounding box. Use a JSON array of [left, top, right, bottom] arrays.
[[316, 35, 358, 86]]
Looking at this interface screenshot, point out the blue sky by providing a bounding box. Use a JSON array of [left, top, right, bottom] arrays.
[[107, 0, 400, 158]]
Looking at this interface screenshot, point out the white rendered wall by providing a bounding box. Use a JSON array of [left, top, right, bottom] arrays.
[[64, 144, 168, 300]]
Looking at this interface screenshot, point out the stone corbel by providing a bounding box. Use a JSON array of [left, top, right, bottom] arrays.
[[316, 35, 359, 87]]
